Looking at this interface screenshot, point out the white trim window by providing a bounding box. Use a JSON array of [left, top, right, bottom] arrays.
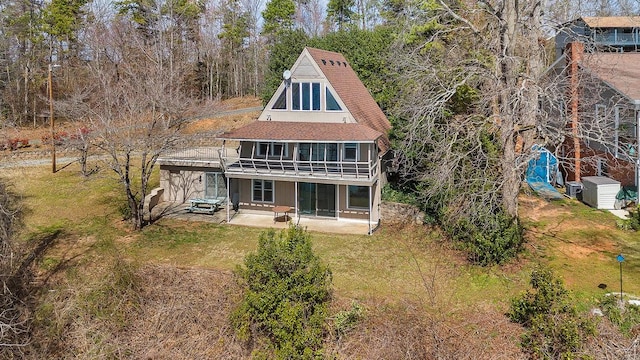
[[252, 180, 274, 203], [343, 143, 358, 161], [257, 142, 288, 157], [272, 88, 287, 110], [326, 86, 342, 111], [347, 185, 369, 209], [292, 82, 321, 111]]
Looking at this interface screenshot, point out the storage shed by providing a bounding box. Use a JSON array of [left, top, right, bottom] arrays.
[[581, 176, 621, 210]]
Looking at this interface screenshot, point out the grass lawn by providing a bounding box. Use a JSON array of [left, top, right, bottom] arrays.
[[4, 161, 640, 313]]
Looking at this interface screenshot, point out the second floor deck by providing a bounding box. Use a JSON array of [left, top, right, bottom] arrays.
[[592, 28, 640, 48], [220, 142, 380, 184]]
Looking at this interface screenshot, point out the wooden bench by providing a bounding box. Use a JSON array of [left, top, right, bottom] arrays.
[[188, 198, 223, 215]]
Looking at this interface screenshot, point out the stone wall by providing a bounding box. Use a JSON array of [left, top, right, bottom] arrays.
[[380, 201, 424, 224]]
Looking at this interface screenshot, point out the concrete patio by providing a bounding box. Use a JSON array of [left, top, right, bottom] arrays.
[[152, 202, 374, 235]]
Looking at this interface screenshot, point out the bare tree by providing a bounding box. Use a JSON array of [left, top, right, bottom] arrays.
[[392, 0, 636, 260], [393, 0, 547, 224], [76, 17, 192, 230], [297, 0, 325, 36], [0, 179, 27, 356]]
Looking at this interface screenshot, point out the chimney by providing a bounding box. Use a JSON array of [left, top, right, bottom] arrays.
[[566, 42, 584, 182]]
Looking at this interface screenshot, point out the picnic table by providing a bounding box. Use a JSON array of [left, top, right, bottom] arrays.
[[188, 198, 223, 214]]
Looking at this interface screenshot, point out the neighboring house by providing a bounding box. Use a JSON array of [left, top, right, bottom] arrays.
[[555, 16, 640, 59], [553, 18, 640, 188], [217, 47, 392, 233]]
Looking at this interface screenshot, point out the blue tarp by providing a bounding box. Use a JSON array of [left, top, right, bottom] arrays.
[[526, 145, 563, 200]]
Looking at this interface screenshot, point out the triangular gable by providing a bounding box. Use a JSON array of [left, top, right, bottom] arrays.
[[259, 47, 392, 152], [260, 48, 352, 123]]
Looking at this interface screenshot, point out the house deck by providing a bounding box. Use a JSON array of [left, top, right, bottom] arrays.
[[223, 158, 376, 180]]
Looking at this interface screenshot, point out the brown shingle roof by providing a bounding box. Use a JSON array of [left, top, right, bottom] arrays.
[[305, 47, 392, 152], [582, 16, 640, 28], [581, 52, 640, 102], [219, 121, 383, 142]]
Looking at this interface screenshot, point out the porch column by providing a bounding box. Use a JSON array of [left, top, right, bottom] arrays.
[[227, 176, 230, 223], [295, 181, 298, 220], [368, 185, 372, 235], [336, 185, 340, 220], [368, 144, 372, 178]]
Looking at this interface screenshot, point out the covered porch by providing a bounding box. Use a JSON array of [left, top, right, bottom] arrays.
[[151, 201, 372, 235]]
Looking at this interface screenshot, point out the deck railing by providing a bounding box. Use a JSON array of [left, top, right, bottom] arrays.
[[221, 151, 378, 180], [593, 30, 640, 46], [161, 146, 220, 161]]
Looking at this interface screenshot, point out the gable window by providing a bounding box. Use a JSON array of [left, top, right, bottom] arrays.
[[343, 143, 358, 161], [292, 82, 321, 111], [252, 180, 274, 202], [273, 88, 287, 110], [326, 87, 342, 111], [256, 142, 288, 157], [348, 185, 369, 209]]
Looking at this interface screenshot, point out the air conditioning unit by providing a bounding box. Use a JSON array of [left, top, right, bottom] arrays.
[[566, 181, 583, 199]]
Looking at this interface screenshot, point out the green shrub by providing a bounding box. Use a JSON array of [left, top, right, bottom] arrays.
[[333, 301, 365, 336], [231, 225, 332, 359], [508, 266, 596, 359], [381, 184, 418, 205], [449, 211, 525, 266], [599, 295, 640, 336], [617, 205, 640, 231]]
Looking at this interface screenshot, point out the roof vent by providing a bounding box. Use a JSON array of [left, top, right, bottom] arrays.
[[322, 59, 326, 65], [329, 60, 334, 65], [343, 62, 347, 67]]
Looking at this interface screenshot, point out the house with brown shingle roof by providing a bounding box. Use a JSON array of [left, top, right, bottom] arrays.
[[217, 47, 392, 233], [554, 33, 640, 190]]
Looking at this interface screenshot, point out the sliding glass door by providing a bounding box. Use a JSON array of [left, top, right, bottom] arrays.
[[297, 182, 335, 217]]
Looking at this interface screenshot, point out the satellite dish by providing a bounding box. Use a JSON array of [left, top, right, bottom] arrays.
[[283, 70, 291, 80]]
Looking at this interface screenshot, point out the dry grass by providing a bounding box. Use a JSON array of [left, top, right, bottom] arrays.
[[4, 96, 640, 357], [326, 299, 524, 360], [114, 266, 247, 359]]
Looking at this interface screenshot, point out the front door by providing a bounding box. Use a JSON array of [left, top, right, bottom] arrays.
[[297, 182, 335, 217]]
